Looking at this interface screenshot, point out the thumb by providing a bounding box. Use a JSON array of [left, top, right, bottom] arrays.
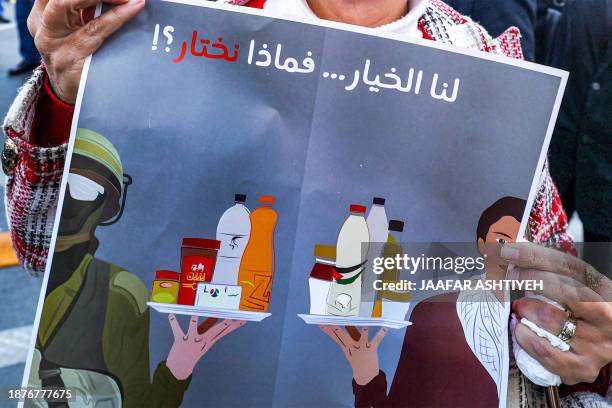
[[369, 327, 389, 349]]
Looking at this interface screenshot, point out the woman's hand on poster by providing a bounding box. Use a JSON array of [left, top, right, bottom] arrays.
[[27, 0, 145, 104], [320, 325, 388, 385], [502, 242, 612, 385], [166, 315, 246, 380]]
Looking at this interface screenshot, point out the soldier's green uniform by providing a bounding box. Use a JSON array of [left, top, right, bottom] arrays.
[[26, 130, 191, 407]]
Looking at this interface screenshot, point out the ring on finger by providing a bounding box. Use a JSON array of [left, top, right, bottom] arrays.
[[558, 312, 577, 343]]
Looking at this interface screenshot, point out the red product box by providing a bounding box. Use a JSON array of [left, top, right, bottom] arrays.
[[177, 238, 221, 306]]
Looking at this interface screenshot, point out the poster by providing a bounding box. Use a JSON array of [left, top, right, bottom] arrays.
[[20, 1, 567, 407]]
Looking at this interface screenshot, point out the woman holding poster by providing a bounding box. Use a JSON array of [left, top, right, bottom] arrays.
[[2, 0, 610, 406]]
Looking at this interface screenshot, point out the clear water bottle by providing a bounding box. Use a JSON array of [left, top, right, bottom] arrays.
[[213, 194, 251, 285]]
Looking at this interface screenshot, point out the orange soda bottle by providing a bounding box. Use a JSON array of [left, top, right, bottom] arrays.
[[238, 196, 278, 311]]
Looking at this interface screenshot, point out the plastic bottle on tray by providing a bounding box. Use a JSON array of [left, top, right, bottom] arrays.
[[327, 204, 369, 317], [238, 196, 278, 312], [214, 194, 251, 285]]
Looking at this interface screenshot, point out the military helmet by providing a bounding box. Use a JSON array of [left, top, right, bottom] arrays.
[[71, 128, 125, 222]]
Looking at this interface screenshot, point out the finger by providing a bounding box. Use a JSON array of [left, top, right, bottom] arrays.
[[562, 320, 609, 357], [197, 317, 218, 335], [320, 325, 351, 348], [512, 298, 567, 335], [43, 0, 134, 35], [74, 0, 145, 53], [320, 325, 350, 359], [517, 270, 603, 319], [186, 315, 199, 338], [205, 319, 243, 342], [514, 297, 612, 355], [320, 325, 343, 346], [333, 326, 354, 346], [203, 319, 245, 349], [32, 0, 51, 22], [515, 322, 603, 384], [28, 0, 49, 37], [359, 327, 369, 346], [168, 314, 184, 341], [31, 0, 100, 37], [515, 322, 580, 377], [369, 327, 389, 349], [53, 0, 130, 14], [502, 242, 588, 282]]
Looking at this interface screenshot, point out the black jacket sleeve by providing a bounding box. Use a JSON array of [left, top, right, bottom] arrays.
[[445, 0, 537, 61], [353, 371, 388, 407]]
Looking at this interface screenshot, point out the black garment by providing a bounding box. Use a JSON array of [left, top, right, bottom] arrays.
[[581, 231, 611, 278], [535, 0, 564, 64], [585, 229, 612, 243], [446, 0, 537, 61], [352, 294, 499, 407], [547, 0, 611, 241]]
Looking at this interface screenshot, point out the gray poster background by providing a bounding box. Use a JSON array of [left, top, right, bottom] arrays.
[[276, 26, 561, 406], [29, 1, 564, 406]]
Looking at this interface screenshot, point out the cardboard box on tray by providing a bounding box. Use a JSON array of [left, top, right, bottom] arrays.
[[178, 238, 221, 305], [195, 283, 242, 309]]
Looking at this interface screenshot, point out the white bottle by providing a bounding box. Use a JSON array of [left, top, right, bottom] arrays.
[[360, 197, 389, 316], [327, 204, 370, 316], [213, 194, 251, 285]]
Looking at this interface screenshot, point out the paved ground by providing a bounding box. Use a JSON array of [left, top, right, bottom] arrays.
[[0, 2, 43, 401]]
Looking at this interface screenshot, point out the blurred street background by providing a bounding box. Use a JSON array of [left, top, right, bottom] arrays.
[[0, 0, 45, 397]]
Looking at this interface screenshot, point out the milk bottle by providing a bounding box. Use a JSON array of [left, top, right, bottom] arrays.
[[327, 204, 370, 317], [213, 194, 251, 285], [360, 197, 388, 317]]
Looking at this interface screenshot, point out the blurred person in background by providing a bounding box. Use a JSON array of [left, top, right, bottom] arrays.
[[547, 0, 611, 269], [534, 0, 565, 64], [0, 0, 10, 23], [446, 0, 537, 61], [8, 0, 40, 76]]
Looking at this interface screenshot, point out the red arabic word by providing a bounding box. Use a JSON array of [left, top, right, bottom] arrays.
[[173, 31, 240, 64]]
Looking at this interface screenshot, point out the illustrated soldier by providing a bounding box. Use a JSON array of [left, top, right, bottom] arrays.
[[26, 129, 244, 408]]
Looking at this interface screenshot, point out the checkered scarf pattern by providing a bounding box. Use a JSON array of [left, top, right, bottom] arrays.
[[3, 67, 65, 276], [2, 2, 571, 275], [420, 0, 524, 60]]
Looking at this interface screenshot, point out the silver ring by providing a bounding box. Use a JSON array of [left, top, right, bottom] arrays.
[[558, 313, 577, 343]]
